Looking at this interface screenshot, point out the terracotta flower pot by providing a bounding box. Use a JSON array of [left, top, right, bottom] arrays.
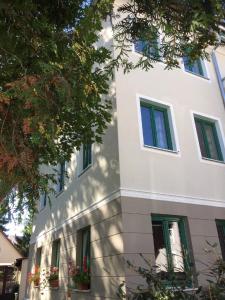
[[49, 279, 59, 288], [77, 282, 89, 290], [34, 278, 40, 287]]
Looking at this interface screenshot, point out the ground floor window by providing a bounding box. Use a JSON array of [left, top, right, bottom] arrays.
[[152, 215, 190, 281], [216, 220, 225, 260]]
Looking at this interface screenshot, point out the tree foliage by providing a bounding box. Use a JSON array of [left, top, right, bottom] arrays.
[[15, 221, 32, 257], [0, 0, 224, 213]]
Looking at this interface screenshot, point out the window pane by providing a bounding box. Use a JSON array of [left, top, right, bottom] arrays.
[[184, 57, 204, 76], [52, 240, 60, 268], [195, 121, 208, 157], [154, 110, 168, 149], [81, 228, 90, 271], [216, 223, 225, 260], [59, 162, 65, 191], [141, 106, 154, 146], [135, 40, 159, 59], [83, 144, 92, 170], [204, 124, 219, 160], [152, 221, 168, 272], [168, 222, 184, 272], [36, 247, 42, 267]]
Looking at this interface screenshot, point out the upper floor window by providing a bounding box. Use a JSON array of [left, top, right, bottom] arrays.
[[216, 220, 225, 260], [39, 192, 47, 210], [194, 117, 224, 162], [141, 102, 173, 150], [55, 161, 66, 193], [152, 215, 190, 281], [183, 56, 207, 78], [83, 144, 92, 170], [134, 39, 160, 60]]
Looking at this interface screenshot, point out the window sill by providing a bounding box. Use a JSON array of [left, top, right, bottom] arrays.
[[143, 144, 179, 155], [56, 189, 64, 198], [184, 70, 209, 81], [72, 289, 91, 293], [78, 164, 92, 177], [201, 157, 225, 165]]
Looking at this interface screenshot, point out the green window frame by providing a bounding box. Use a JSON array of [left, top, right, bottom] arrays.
[[36, 247, 42, 268], [195, 118, 223, 161], [81, 227, 91, 272], [58, 161, 65, 192], [51, 239, 60, 268], [141, 102, 173, 150], [83, 144, 92, 170], [216, 220, 225, 260], [151, 215, 191, 282], [40, 192, 47, 210]]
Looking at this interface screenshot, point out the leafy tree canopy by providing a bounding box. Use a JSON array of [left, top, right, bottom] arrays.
[[0, 0, 224, 214]]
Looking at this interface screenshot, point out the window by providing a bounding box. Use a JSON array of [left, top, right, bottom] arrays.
[[83, 144, 92, 170], [216, 220, 225, 260], [51, 239, 60, 268], [134, 39, 160, 60], [36, 247, 42, 268], [56, 161, 66, 193], [183, 57, 207, 78], [39, 192, 47, 210], [152, 215, 190, 279], [77, 227, 91, 289], [141, 102, 173, 150], [195, 118, 223, 161]]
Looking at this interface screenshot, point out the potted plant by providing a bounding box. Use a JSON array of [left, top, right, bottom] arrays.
[[28, 265, 40, 287], [46, 266, 59, 288], [71, 256, 90, 290]]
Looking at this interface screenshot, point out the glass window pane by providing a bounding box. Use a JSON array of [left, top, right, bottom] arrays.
[[141, 106, 154, 146], [216, 223, 225, 260], [152, 221, 168, 272], [134, 40, 146, 53], [52, 240, 60, 268], [168, 222, 184, 272], [36, 247, 42, 267], [82, 228, 90, 271], [135, 40, 159, 59], [154, 110, 168, 149], [195, 121, 208, 157], [184, 57, 204, 76], [204, 124, 219, 160], [83, 144, 92, 170]]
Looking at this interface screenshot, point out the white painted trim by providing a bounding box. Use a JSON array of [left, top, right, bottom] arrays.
[[180, 57, 211, 82], [31, 187, 225, 244], [136, 94, 181, 155], [190, 110, 225, 165], [0, 263, 13, 266], [120, 188, 225, 208]]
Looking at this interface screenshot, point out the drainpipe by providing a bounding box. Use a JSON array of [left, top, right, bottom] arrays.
[[211, 41, 225, 108]]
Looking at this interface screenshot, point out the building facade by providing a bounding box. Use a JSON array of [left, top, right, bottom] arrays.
[[26, 7, 225, 300]]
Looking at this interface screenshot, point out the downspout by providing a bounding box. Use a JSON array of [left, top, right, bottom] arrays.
[[211, 41, 225, 108]]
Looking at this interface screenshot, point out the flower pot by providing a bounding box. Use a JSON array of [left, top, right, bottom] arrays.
[[49, 279, 59, 288], [76, 282, 90, 290], [33, 278, 40, 287]]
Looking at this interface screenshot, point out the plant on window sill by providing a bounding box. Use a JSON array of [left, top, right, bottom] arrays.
[[118, 247, 225, 300], [45, 266, 59, 288], [69, 256, 90, 291], [28, 265, 40, 287]]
